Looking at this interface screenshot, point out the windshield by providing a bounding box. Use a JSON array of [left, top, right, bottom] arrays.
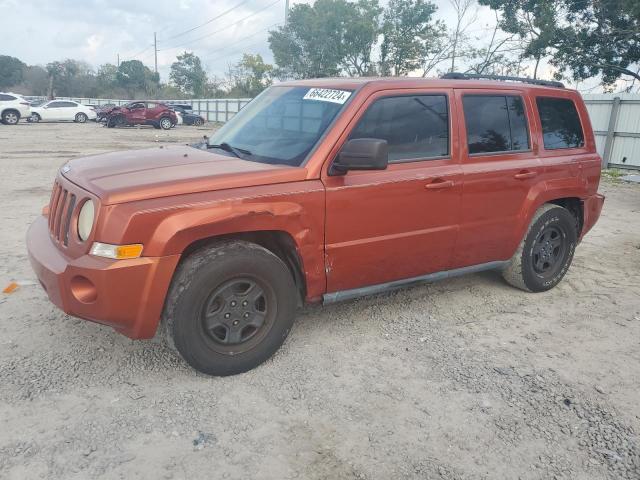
[[207, 86, 352, 166]]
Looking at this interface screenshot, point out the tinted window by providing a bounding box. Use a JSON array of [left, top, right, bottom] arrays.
[[349, 95, 449, 162], [59, 102, 77, 108], [536, 97, 585, 149], [463, 95, 530, 154], [0, 94, 16, 101], [47, 102, 65, 108]]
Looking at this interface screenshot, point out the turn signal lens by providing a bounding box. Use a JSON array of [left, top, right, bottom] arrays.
[[90, 242, 143, 259]]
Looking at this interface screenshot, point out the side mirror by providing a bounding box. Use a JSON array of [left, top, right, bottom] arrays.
[[330, 138, 389, 176]]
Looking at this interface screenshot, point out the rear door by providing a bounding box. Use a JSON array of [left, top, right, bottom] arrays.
[[452, 88, 543, 268], [322, 88, 462, 293]]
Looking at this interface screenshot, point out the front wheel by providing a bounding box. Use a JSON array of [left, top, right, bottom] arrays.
[[193, 117, 204, 126], [159, 117, 172, 130], [502, 204, 577, 292], [30, 113, 41, 123], [162, 241, 297, 376], [75, 112, 88, 123]]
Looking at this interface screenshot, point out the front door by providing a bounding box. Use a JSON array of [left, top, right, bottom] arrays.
[[128, 102, 147, 123], [322, 89, 462, 293], [451, 89, 543, 268]]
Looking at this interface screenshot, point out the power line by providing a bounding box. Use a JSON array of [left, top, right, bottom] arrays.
[[201, 22, 281, 60], [163, 0, 253, 41], [158, 0, 282, 52]]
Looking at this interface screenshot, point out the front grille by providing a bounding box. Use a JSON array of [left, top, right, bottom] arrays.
[[48, 180, 78, 247]]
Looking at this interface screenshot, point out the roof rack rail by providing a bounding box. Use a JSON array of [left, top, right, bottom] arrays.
[[441, 72, 565, 88]]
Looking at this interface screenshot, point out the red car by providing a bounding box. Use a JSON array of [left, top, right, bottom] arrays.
[[105, 101, 177, 130], [27, 74, 604, 376]]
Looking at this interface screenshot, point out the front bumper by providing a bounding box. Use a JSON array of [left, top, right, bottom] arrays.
[[581, 193, 605, 239], [27, 215, 180, 339]]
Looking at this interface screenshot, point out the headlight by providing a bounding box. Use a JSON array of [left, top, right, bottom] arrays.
[[77, 200, 95, 241]]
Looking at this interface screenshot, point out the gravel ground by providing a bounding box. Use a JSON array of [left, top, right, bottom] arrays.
[[1, 122, 639, 480]]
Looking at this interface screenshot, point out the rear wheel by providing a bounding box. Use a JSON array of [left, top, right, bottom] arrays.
[[2, 110, 20, 125], [75, 112, 88, 123], [502, 204, 577, 292], [159, 117, 172, 130], [162, 241, 297, 376]]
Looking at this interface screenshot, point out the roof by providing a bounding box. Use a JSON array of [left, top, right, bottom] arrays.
[[276, 76, 574, 93]]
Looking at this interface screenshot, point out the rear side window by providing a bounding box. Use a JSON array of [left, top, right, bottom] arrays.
[[536, 97, 585, 149], [349, 95, 449, 162], [463, 95, 530, 154]]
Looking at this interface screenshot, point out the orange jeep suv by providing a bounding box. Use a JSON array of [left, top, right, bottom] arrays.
[[27, 74, 605, 375]]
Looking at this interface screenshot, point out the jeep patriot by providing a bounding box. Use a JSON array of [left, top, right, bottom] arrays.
[[27, 75, 605, 375]]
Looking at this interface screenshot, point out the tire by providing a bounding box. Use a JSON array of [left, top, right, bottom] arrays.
[[75, 112, 88, 123], [30, 113, 41, 123], [502, 204, 577, 292], [162, 241, 297, 376], [193, 117, 204, 126], [107, 115, 124, 128], [159, 117, 172, 130], [2, 110, 20, 125]]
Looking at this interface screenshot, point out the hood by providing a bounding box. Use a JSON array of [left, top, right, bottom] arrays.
[[62, 145, 308, 205]]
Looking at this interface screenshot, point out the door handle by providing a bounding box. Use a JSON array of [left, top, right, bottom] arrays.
[[514, 170, 537, 180], [425, 179, 454, 190]]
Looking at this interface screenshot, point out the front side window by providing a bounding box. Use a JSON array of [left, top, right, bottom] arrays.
[[47, 101, 65, 108], [349, 95, 449, 162], [463, 95, 530, 154], [536, 97, 585, 149], [0, 94, 16, 101], [208, 86, 351, 166]]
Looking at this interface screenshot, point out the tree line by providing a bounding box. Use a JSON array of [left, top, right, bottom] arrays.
[[0, 0, 637, 99]]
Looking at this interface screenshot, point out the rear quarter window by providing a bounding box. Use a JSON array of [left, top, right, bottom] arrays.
[[536, 97, 585, 149]]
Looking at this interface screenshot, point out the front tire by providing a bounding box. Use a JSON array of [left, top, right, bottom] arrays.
[[193, 117, 204, 126], [502, 204, 577, 292], [30, 113, 41, 123], [75, 112, 88, 123], [162, 241, 297, 376]]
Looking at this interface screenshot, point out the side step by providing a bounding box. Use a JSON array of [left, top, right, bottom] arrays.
[[322, 261, 508, 304]]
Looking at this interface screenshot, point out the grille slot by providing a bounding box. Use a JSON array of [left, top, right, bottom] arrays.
[[48, 180, 83, 247]]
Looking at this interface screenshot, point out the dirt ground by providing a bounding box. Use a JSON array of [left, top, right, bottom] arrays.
[[0, 122, 639, 480]]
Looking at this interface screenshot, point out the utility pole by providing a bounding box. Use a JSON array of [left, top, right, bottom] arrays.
[[117, 54, 120, 67], [154, 32, 158, 74], [285, 0, 289, 25]]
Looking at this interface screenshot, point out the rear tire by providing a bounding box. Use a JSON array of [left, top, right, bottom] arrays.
[[75, 112, 88, 123], [2, 110, 20, 125], [162, 241, 297, 376], [159, 117, 172, 130], [502, 204, 577, 292]]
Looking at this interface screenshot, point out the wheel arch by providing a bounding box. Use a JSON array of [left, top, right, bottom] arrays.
[[180, 230, 308, 304]]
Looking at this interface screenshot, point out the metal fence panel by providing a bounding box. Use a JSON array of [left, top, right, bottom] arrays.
[[583, 94, 640, 169]]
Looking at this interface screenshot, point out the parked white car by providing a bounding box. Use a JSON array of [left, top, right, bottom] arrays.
[[0, 92, 31, 125], [30, 100, 97, 123]]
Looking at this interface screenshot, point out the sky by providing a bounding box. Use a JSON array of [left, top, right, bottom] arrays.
[[0, 0, 600, 89]]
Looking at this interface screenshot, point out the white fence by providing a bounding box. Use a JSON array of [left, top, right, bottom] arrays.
[[32, 96, 253, 123], [35, 93, 640, 170], [583, 94, 640, 170]]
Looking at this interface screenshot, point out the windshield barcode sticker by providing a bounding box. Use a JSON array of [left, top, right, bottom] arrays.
[[303, 88, 351, 104]]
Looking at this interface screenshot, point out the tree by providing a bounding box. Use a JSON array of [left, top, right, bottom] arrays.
[[479, 0, 640, 85], [269, 0, 348, 78], [227, 54, 274, 97], [379, 0, 445, 76], [97, 63, 118, 89], [116, 60, 158, 97], [341, 0, 383, 76], [0, 55, 26, 89], [170, 52, 208, 97]]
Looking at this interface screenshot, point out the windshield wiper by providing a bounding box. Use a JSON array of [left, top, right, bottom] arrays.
[[209, 142, 252, 158]]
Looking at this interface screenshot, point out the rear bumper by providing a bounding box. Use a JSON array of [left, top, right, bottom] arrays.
[[27, 215, 180, 339], [581, 193, 605, 239]]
